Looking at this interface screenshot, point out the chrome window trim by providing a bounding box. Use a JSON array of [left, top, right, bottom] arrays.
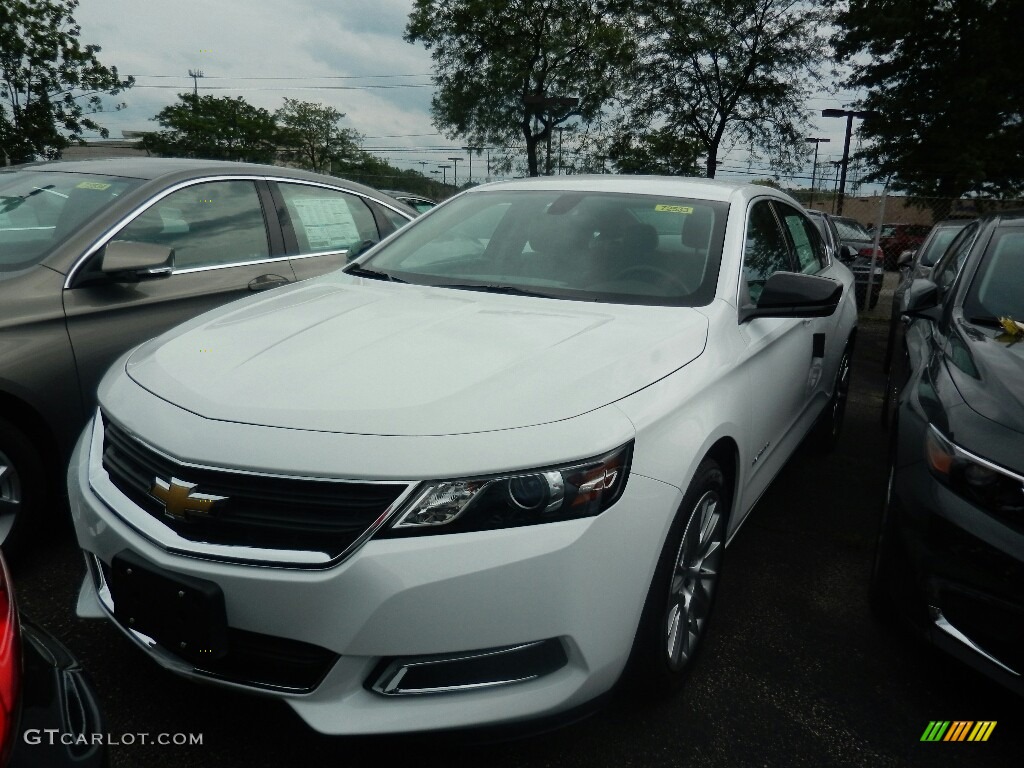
[[170, 253, 296, 276], [290, 248, 350, 262], [88, 411, 419, 569], [63, 174, 411, 289]]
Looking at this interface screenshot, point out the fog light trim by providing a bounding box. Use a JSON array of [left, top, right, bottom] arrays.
[[369, 638, 568, 696]]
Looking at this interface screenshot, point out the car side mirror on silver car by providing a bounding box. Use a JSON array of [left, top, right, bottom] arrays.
[[739, 272, 843, 323], [100, 240, 175, 279]]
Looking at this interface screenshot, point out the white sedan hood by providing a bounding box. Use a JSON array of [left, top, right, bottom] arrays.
[[124, 279, 708, 436]]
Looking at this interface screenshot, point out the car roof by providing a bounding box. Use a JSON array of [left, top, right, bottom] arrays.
[[473, 175, 792, 204], [7, 158, 412, 210]]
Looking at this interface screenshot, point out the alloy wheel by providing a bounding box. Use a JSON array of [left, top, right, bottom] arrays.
[[0, 450, 22, 543], [665, 489, 724, 670]]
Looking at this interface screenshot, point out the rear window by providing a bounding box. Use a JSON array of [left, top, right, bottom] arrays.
[[0, 170, 140, 275], [833, 217, 871, 241]]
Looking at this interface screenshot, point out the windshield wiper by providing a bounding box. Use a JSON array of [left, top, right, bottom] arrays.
[[345, 265, 406, 283], [967, 315, 1007, 328], [432, 283, 554, 298]]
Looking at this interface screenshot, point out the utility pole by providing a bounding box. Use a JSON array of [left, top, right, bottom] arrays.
[[188, 69, 204, 98], [437, 164, 451, 186], [821, 109, 872, 215], [805, 137, 830, 209]]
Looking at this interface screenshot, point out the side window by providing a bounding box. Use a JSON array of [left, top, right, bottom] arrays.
[[932, 222, 979, 298], [375, 203, 412, 234], [116, 181, 270, 270], [743, 200, 792, 304], [278, 183, 379, 255], [776, 204, 825, 274]]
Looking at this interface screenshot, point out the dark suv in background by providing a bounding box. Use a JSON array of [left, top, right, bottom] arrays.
[[0, 158, 415, 552]]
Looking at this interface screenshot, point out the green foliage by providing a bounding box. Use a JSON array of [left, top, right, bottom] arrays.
[[0, 0, 133, 163], [834, 0, 1024, 204], [623, 0, 829, 178], [143, 94, 278, 163], [406, 0, 635, 176], [607, 127, 701, 175], [275, 98, 361, 173]]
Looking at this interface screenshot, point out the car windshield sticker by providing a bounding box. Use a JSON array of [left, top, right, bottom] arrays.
[[290, 197, 360, 250], [76, 181, 112, 191], [655, 204, 694, 214]]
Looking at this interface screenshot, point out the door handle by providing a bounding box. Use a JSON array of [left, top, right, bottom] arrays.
[[248, 273, 291, 292]]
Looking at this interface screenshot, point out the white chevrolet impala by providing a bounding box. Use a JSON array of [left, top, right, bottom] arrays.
[[70, 176, 856, 734]]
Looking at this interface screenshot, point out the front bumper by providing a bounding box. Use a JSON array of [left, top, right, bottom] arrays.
[[69, 418, 682, 735], [888, 456, 1024, 696]]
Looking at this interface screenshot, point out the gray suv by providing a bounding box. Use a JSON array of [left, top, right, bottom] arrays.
[[0, 158, 415, 551]]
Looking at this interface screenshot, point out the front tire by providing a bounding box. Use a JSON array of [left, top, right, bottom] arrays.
[[0, 417, 45, 557], [622, 459, 729, 697]]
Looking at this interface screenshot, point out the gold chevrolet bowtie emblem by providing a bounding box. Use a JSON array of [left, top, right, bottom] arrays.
[[149, 477, 226, 521]]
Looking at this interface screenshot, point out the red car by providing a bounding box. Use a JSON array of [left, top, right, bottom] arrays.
[[0, 555, 106, 766], [874, 223, 931, 270]]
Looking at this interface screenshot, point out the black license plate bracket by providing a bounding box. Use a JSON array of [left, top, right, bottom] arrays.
[[110, 550, 228, 663]]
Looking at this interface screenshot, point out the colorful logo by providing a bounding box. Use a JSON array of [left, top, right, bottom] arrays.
[[920, 721, 996, 742]]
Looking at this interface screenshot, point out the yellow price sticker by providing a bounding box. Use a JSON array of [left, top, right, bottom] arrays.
[[655, 204, 694, 214], [76, 181, 112, 191]]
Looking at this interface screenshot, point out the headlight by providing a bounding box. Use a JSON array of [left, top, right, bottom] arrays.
[[925, 425, 1024, 517], [380, 442, 633, 536]]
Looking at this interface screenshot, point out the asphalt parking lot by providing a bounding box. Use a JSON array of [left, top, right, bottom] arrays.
[[12, 273, 1020, 767]]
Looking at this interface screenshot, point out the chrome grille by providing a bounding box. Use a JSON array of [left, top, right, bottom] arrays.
[[101, 416, 409, 562]]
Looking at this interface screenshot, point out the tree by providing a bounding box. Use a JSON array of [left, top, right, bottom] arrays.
[[406, 0, 635, 176], [607, 126, 702, 175], [0, 0, 133, 164], [833, 0, 1024, 212], [625, 0, 830, 178], [143, 94, 278, 163], [275, 98, 361, 173]]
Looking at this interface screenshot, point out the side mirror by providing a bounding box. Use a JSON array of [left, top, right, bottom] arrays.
[[740, 272, 843, 323], [838, 244, 856, 262], [902, 278, 941, 320], [897, 250, 914, 268], [101, 240, 174, 279]]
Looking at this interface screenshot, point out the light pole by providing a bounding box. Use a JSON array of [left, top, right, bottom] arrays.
[[462, 146, 481, 185], [447, 157, 462, 189], [437, 164, 451, 186], [821, 108, 872, 215], [805, 137, 830, 209]]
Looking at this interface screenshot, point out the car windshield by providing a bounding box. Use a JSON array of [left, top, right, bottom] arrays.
[[963, 227, 1024, 322], [0, 169, 141, 276], [359, 190, 729, 306], [919, 223, 968, 267], [833, 217, 871, 241]]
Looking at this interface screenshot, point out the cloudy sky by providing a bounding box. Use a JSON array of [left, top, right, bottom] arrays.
[[74, 0, 868, 188]]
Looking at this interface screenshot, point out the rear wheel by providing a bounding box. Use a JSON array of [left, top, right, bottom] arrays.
[[622, 459, 728, 696], [0, 417, 45, 557], [813, 345, 852, 451]]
